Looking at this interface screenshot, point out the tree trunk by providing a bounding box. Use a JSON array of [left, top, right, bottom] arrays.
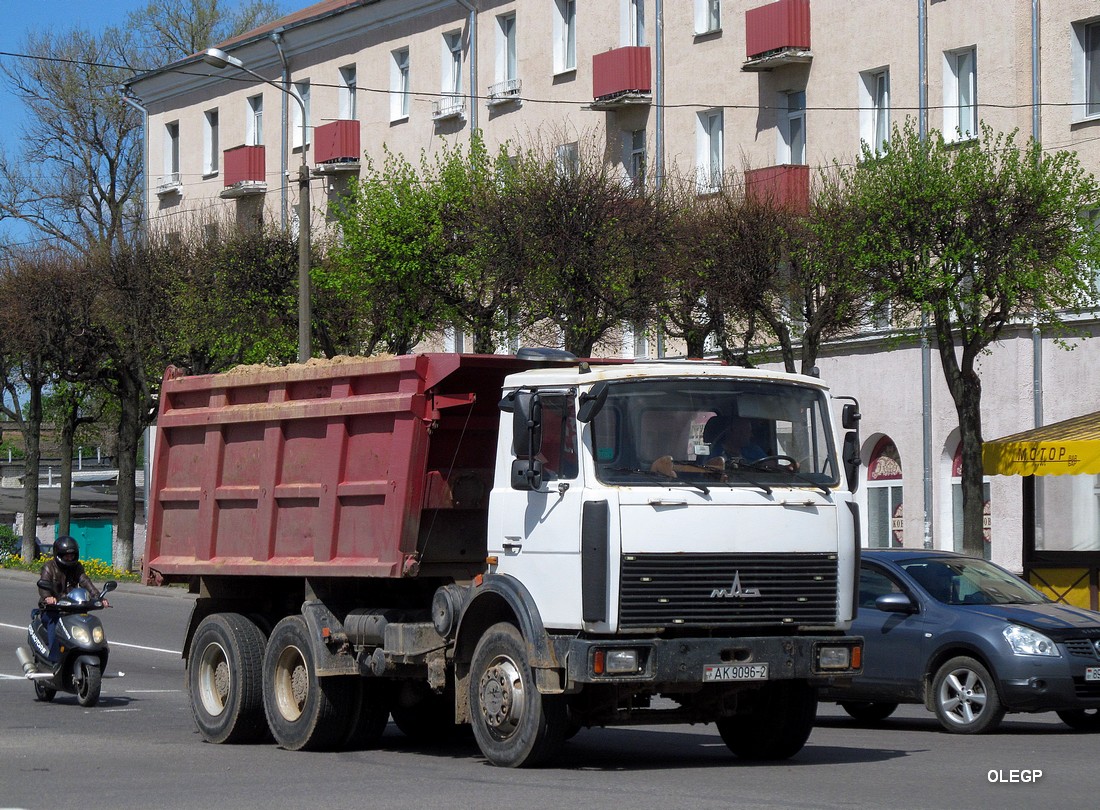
[[58, 425, 74, 537], [19, 384, 42, 563], [933, 314, 987, 558], [114, 375, 143, 571]]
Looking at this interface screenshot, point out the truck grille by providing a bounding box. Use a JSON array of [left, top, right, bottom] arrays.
[[619, 552, 838, 630]]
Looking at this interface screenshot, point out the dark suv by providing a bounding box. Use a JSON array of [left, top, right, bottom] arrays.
[[821, 549, 1100, 733]]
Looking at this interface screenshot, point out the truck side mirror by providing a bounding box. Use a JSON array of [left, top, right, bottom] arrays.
[[577, 381, 608, 423], [842, 402, 861, 430], [843, 431, 861, 492], [511, 391, 542, 459], [511, 458, 544, 490]]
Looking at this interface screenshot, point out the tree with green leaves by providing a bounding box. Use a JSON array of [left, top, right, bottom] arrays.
[[838, 120, 1100, 556], [0, 247, 97, 562], [320, 148, 451, 356], [494, 136, 666, 356]]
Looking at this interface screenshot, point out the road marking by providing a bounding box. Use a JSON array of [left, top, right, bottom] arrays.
[[125, 689, 181, 693], [0, 622, 180, 656]]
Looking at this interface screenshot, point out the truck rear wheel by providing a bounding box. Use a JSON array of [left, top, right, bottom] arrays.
[[716, 681, 817, 760], [189, 613, 267, 743], [345, 679, 392, 748], [469, 622, 566, 768], [262, 615, 357, 751]]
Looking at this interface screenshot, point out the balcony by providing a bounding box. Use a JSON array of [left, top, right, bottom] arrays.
[[744, 164, 809, 212], [590, 46, 652, 111], [432, 96, 467, 121], [220, 145, 266, 198], [313, 120, 361, 175], [487, 78, 522, 106], [743, 0, 812, 72], [155, 172, 182, 197]]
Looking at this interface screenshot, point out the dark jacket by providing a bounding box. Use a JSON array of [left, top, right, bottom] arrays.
[[37, 559, 99, 608]]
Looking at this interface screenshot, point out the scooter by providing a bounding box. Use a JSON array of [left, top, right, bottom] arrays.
[[15, 580, 117, 707]]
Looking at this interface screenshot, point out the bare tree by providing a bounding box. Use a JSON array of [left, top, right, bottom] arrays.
[[125, 1, 285, 63]]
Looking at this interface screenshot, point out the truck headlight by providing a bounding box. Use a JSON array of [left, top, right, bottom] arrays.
[[817, 644, 860, 671], [593, 648, 641, 675], [1003, 624, 1060, 657]]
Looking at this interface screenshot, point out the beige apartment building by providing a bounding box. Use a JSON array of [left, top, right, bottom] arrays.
[[126, 1, 1100, 596]]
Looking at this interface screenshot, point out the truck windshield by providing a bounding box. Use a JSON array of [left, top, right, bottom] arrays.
[[591, 379, 839, 489]]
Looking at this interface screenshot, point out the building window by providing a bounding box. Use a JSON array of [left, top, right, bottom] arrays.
[[1072, 19, 1100, 119], [164, 121, 180, 180], [203, 109, 219, 175], [291, 80, 310, 149], [626, 0, 645, 46], [694, 0, 721, 35], [944, 46, 977, 139], [555, 142, 579, 177], [497, 13, 517, 83], [442, 31, 463, 105], [339, 65, 357, 120], [626, 128, 646, 188], [554, 0, 576, 73], [781, 91, 806, 165], [391, 47, 410, 121], [859, 68, 890, 154], [246, 94, 263, 146], [867, 437, 903, 548], [696, 109, 723, 192]]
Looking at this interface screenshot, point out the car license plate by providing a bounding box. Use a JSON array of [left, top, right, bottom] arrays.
[[1086, 667, 1100, 682], [704, 664, 768, 682]]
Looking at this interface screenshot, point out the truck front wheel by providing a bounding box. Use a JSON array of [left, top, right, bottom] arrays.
[[469, 622, 566, 768], [716, 681, 817, 760], [262, 615, 358, 751], [188, 613, 267, 744]]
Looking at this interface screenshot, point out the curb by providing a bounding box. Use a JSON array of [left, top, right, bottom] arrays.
[[0, 566, 196, 600]]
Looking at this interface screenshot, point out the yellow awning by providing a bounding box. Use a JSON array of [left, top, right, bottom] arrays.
[[983, 411, 1100, 477]]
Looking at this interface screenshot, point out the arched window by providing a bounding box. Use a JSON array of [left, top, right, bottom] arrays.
[[951, 442, 991, 559], [867, 437, 903, 548]]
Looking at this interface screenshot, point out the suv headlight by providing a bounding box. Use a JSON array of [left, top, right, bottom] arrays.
[[1003, 624, 1060, 657]]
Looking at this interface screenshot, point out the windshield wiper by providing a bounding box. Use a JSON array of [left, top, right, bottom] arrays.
[[606, 466, 710, 495]]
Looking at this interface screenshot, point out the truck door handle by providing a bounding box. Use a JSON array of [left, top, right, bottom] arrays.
[[502, 538, 522, 552]]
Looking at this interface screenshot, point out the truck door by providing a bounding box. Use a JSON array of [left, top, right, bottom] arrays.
[[491, 391, 587, 630]]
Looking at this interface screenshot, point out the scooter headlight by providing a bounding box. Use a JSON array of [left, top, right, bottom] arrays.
[[70, 626, 91, 645], [92, 627, 105, 644]]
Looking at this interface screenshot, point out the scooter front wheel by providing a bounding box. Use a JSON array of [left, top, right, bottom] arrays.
[[34, 679, 56, 702], [76, 662, 102, 707]]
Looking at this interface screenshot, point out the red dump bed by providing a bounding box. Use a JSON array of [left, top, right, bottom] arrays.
[[146, 354, 535, 582]]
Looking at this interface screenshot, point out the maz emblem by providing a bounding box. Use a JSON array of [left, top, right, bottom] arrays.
[[710, 571, 761, 598]]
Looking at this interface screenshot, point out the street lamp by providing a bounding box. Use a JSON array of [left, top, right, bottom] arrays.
[[203, 47, 312, 363]]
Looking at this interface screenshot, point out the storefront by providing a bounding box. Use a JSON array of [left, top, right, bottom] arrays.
[[983, 411, 1100, 609]]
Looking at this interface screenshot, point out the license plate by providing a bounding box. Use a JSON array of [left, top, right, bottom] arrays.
[[1086, 667, 1100, 682], [704, 664, 769, 682]]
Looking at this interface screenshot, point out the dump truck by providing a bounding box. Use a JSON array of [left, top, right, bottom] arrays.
[[146, 351, 864, 767]]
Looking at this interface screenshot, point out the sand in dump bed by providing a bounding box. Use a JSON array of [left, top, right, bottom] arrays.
[[225, 354, 396, 376]]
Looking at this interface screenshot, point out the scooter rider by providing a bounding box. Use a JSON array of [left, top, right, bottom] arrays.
[[37, 536, 110, 660]]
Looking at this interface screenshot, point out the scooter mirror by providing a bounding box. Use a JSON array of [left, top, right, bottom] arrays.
[[36, 579, 52, 591], [101, 581, 118, 595]]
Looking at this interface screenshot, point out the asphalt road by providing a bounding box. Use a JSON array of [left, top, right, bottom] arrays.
[[2, 568, 1099, 810]]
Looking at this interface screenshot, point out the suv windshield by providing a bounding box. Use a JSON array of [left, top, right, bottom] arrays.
[[591, 378, 838, 489], [900, 557, 1049, 605]]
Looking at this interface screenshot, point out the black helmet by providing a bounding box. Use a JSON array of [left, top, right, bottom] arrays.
[[54, 536, 79, 570]]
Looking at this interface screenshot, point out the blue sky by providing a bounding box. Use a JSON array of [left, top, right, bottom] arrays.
[[0, 1, 146, 247]]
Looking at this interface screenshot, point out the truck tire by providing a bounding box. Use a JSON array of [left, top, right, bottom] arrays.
[[262, 615, 357, 751], [469, 622, 566, 768], [716, 681, 817, 760], [345, 679, 392, 748], [391, 680, 464, 743], [188, 613, 267, 743]]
